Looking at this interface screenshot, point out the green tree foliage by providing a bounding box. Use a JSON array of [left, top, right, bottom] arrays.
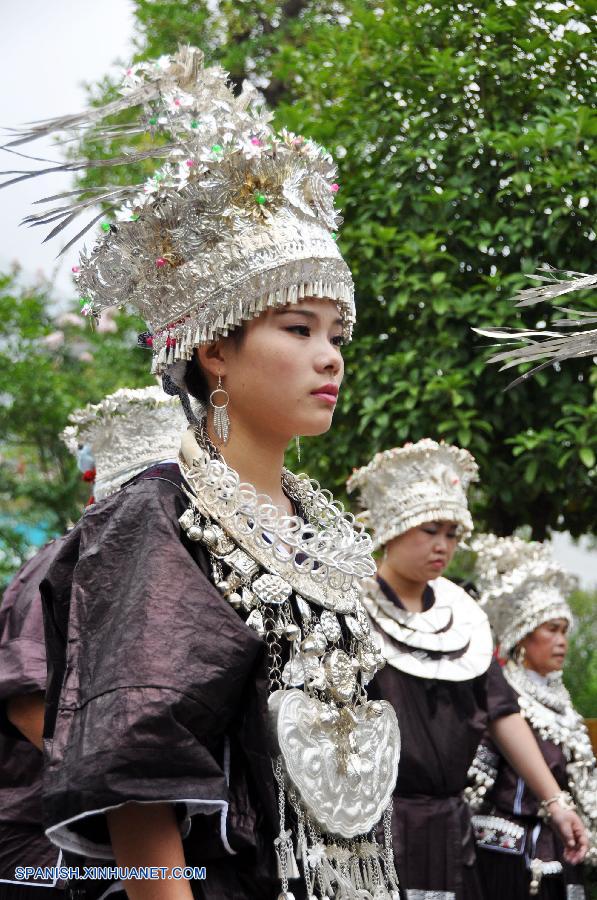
[[129, 0, 596, 537], [0, 271, 150, 588], [565, 587, 597, 718]]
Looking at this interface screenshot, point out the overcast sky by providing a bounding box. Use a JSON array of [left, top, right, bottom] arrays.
[[1, 2, 595, 587], [0, 0, 136, 295]]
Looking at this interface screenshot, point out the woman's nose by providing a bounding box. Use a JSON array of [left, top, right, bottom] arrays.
[[317, 345, 342, 375]]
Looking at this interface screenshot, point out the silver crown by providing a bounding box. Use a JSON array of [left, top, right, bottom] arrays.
[[61, 386, 188, 500], [4, 46, 354, 378], [347, 439, 479, 550], [472, 534, 576, 654]]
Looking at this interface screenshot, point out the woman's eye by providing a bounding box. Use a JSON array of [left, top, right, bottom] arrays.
[[421, 527, 437, 535], [331, 334, 345, 347], [287, 324, 311, 337]]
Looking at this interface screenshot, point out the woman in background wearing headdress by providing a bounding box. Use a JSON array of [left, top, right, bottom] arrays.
[[468, 536, 596, 899], [0, 387, 186, 899], [7, 48, 401, 900], [347, 441, 587, 900]]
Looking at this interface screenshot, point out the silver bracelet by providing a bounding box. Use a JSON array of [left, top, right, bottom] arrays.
[[538, 790, 576, 819]]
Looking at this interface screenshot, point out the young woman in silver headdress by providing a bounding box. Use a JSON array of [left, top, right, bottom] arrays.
[[0, 388, 186, 900], [468, 536, 596, 899], [8, 48, 401, 900], [347, 441, 588, 900]]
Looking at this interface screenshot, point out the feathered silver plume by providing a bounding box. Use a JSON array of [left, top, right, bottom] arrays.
[[474, 265, 597, 387], [0, 45, 353, 373], [0, 46, 270, 253]]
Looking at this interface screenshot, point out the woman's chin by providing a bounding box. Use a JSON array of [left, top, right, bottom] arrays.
[[298, 415, 335, 438]]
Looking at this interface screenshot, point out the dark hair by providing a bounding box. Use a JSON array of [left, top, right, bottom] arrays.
[[184, 326, 246, 404]]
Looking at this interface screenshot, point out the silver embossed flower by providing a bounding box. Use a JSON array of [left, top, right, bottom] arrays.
[[323, 649, 357, 703], [252, 573, 293, 606]]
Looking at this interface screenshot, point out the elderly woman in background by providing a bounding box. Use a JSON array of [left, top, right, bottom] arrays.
[[468, 535, 596, 899]]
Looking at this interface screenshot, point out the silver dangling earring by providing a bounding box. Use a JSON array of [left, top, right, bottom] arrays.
[[295, 435, 301, 462], [210, 375, 230, 444]]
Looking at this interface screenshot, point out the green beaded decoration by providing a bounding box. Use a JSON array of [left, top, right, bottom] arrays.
[[254, 192, 267, 205], [100, 222, 111, 232]]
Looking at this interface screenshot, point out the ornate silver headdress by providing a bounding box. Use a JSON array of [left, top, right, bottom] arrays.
[[472, 534, 576, 655], [474, 265, 597, 386], [2, 46, 354, 378], [61, 386, 188, 500], [347, 439, 479, 550]]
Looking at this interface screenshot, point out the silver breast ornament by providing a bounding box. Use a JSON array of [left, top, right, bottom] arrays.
[[269, 688, 400, 839]]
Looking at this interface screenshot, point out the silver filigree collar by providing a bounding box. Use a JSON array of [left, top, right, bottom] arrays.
[[179, 428, 376, 612], [362, 576, 493, 681]]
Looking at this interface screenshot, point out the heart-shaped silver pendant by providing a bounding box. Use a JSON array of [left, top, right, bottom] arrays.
[[269, 689, 400, 838]]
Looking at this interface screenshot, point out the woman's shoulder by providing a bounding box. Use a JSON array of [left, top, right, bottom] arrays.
[[87, 461, 188, 523]]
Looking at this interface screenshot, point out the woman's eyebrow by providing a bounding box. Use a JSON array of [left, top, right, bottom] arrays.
[[273, 308, 344, 326]]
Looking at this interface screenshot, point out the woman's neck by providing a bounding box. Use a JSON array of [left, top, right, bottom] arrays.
[[206, 415, 292, 514], [377, 559, 428, 613]]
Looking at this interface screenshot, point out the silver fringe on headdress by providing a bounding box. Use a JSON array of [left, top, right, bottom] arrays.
[[474, 265, 597, 387], [61, 386, 187, 500], [2, 46, 354, 378], [347, 439, 479, 550], [471, 533, 576, 655]]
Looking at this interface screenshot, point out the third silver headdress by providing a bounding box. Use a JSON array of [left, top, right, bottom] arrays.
[[472, 534, 576, 655]]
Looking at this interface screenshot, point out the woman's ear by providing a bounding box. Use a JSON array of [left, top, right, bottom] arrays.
[[197, 340, 227, 380]]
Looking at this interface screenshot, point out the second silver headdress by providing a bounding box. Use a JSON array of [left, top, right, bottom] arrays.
[[347, 439, 479, 550]]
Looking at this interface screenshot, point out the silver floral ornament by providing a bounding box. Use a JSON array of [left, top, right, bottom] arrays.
[[323, 649, 357, 703], [252, 573, 293, 606], [319, 609, 342, 643], [246, 609, 265, 635]]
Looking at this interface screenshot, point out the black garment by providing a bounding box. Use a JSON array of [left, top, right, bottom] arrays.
[[476, 847, 580, 900], [40, 464, 300, 899], [368, 578, 519, 900], [474, 715, 584, 899], [0, 540, 65, 887], [0, 886, 62, 900], [377, 575, 435, 612]]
